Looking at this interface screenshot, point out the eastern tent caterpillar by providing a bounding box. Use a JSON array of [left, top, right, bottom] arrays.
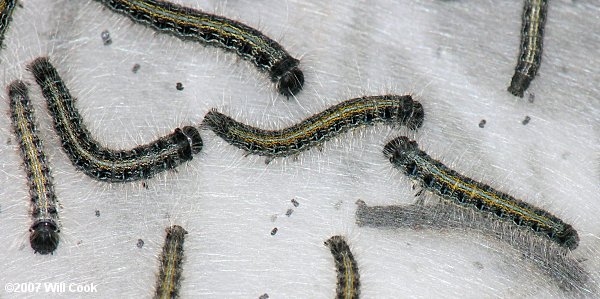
[[0, 0, 16, 48], [508, 0, 548, 97], [9, 81, 60, 255], [355, 200, 589, 293], [203, 95, 424, 159], [155, 225, 187, 299], [93, 0, 304, 97], [28, 57, 203, 182], [325, 235, 360, 299], [383, 136, 579, 250]]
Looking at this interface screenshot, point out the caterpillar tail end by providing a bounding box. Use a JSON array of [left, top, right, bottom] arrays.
[[201, 109, 230, 135], [27, 57, 52, 82]]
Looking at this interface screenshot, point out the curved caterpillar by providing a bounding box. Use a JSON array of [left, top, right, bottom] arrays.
[[93, 0, 304, 97], [155, 225, 187, 299], [325, 236, 360, 299], [203, 95, 424, 159], [383, 137, 578, 250], [508, 0, 548, 97], [9, 81, 60, 255], [28, 57, 203, 182], [0, 0, 16, 47]]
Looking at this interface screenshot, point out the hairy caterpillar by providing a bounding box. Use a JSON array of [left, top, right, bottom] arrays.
[[93, 0, 304, 97], [508, 0, 548, 97], [0, 0, 16, 48], [28, 57, 203, 182], [9, 81, 60, 255], [203, 95, 424, 160], [383, 136, 578, 250], [155, 225, 187, 299], [325, 236, 360, 299]]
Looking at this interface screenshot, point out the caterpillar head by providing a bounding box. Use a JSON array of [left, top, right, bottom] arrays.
[[271, 57, 304, 97], [389, 95, 424, 130], [383, 136, 420, 176], [30, 220, 60, 255], [182, 126, 203, 154], [384, 136, 418, 158], [556, 224, 579, 250]]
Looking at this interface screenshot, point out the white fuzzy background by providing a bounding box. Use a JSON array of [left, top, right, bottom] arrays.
[[0, 0, 599, 298]]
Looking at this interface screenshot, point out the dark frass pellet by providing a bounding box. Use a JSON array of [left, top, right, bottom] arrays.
[[137, 239, 144, 248], [522, 116, 531, 125], [291, 198, 299, 207], [95, 210, 100, 217], [478, 119, 486, 128], [132, 63, 140, 73], [270, 228, 278, 236], [176, 82, 184, 91], [101, 30, 112, 46]]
